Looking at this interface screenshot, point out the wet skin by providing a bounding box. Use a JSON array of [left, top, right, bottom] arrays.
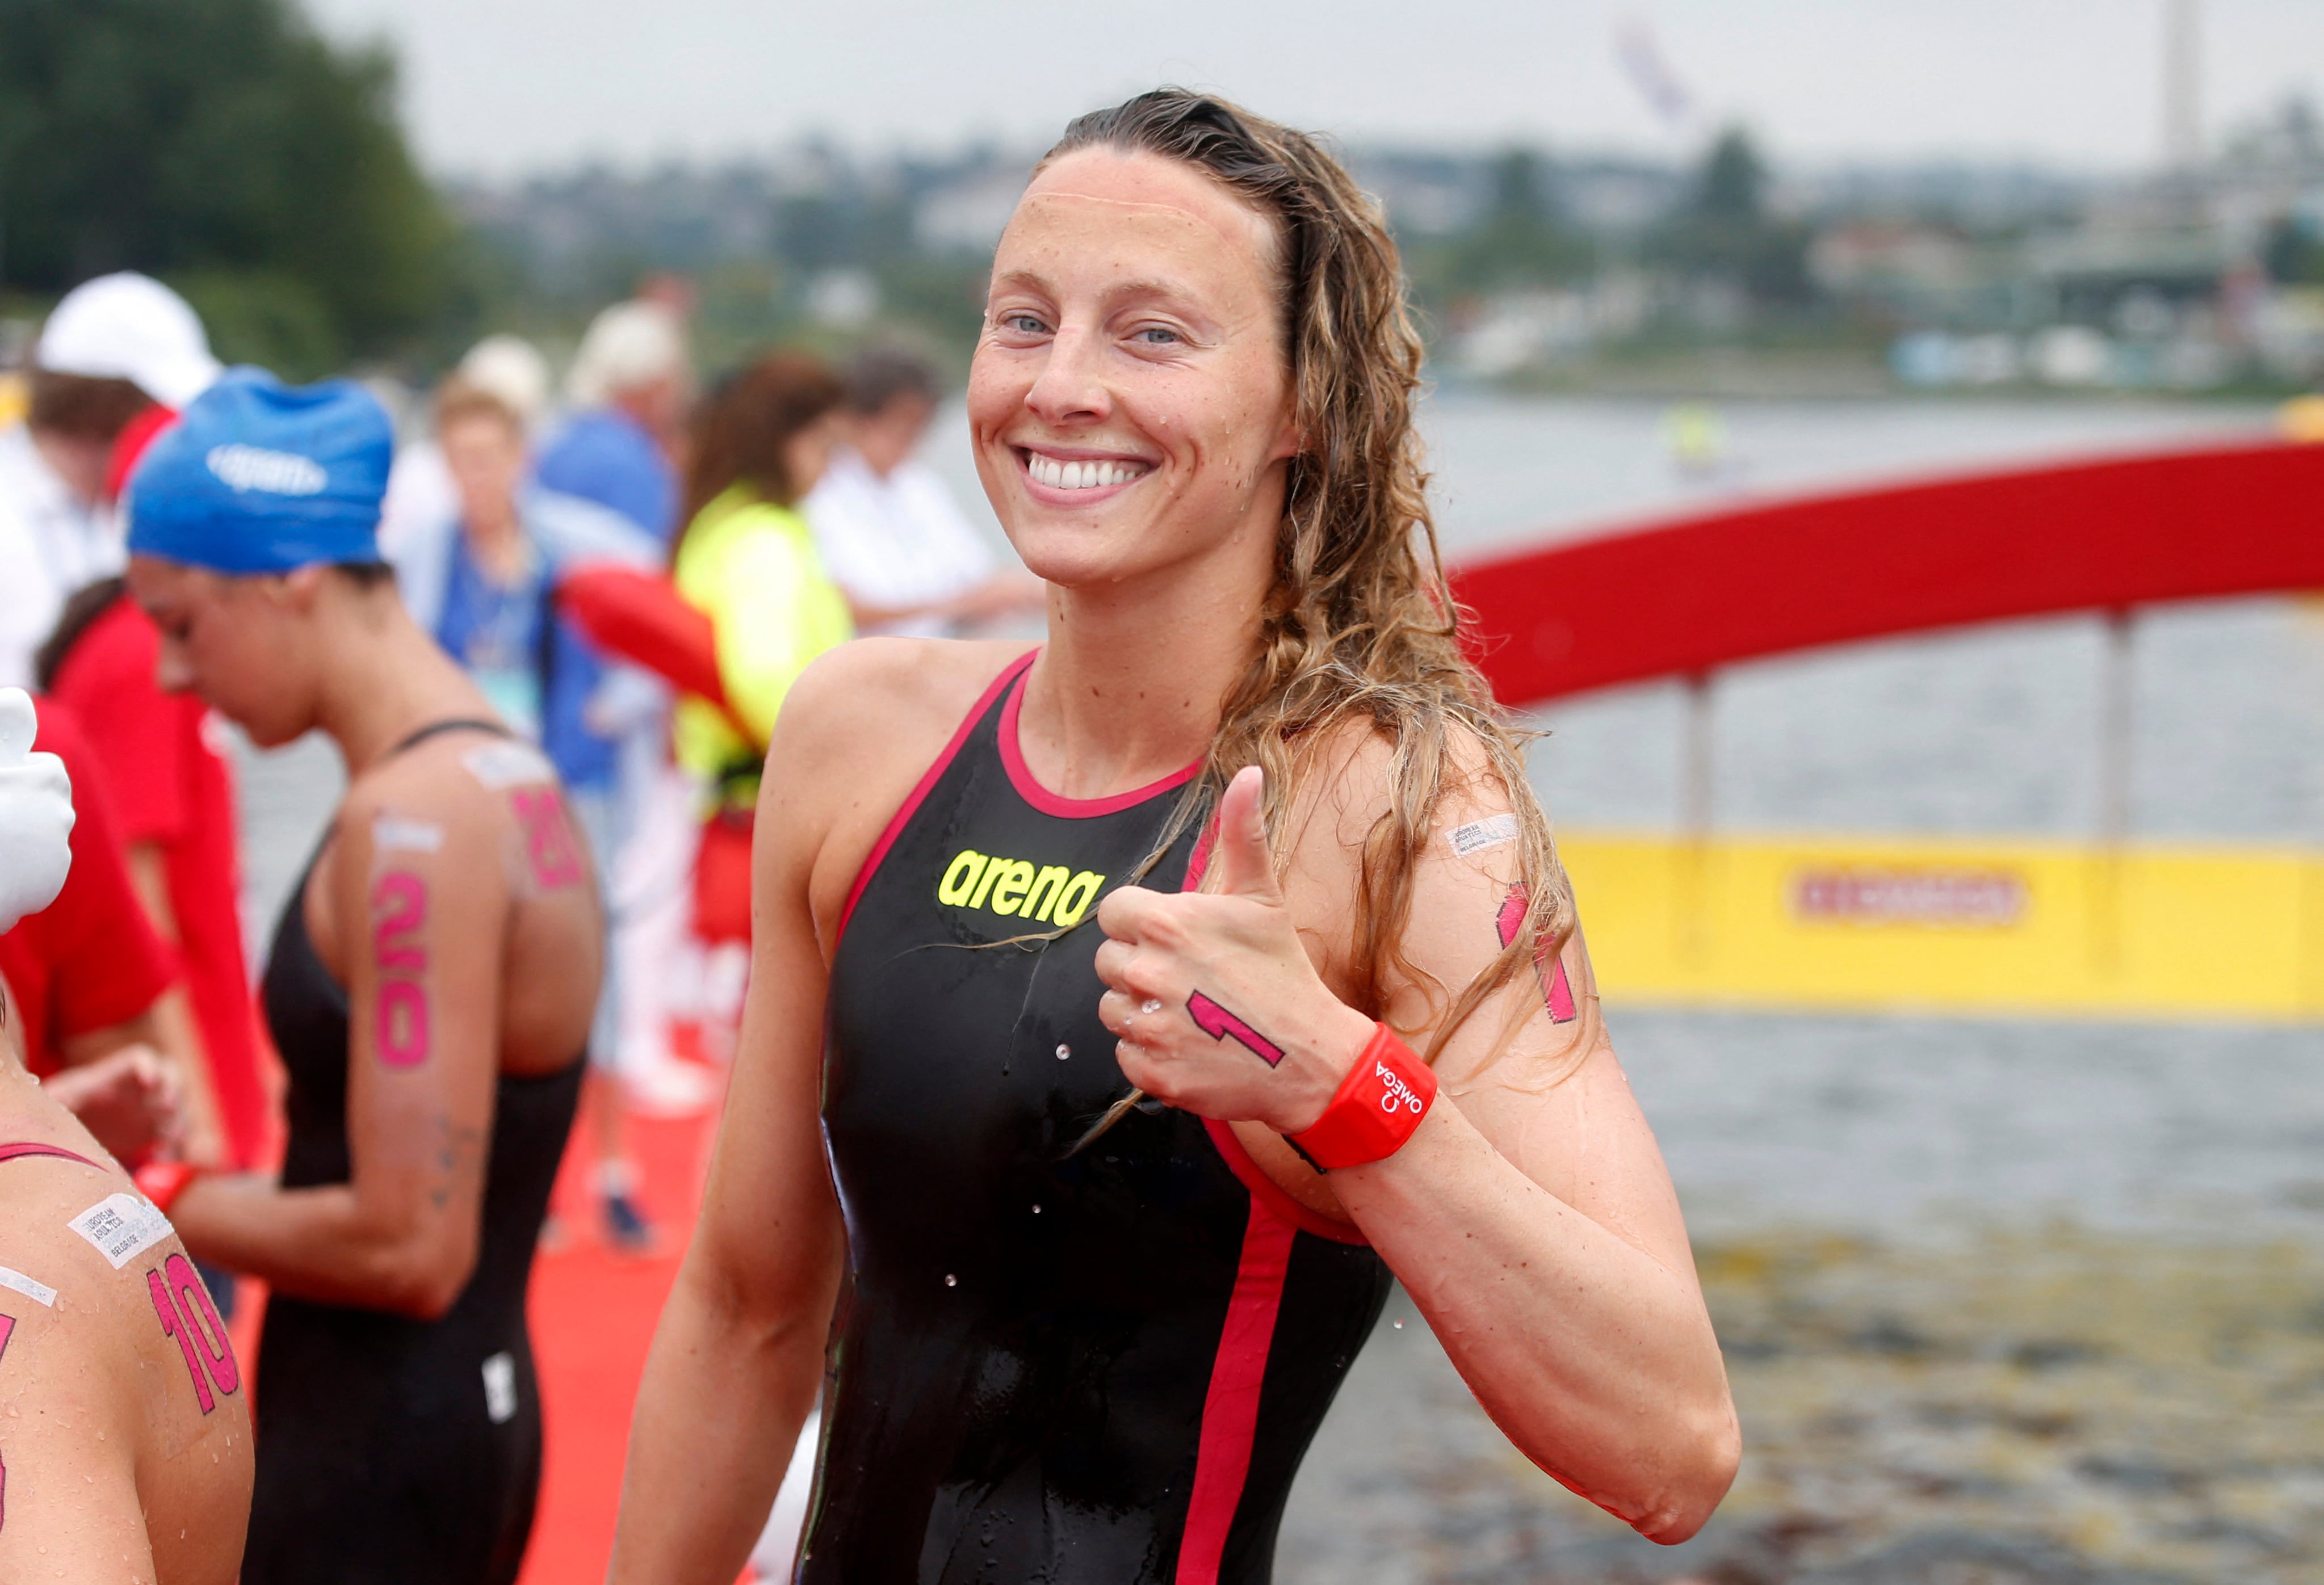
[[0, 1071, 253, 1585], [607, 148, 1738, 1583]]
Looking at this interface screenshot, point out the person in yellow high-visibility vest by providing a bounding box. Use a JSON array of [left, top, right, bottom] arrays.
[[670, 354, 853, 942]]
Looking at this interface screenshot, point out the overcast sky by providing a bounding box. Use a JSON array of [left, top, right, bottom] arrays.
[[300, 0, 2324, 182]]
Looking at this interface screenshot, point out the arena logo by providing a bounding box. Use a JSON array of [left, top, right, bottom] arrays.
[[938, 849, 1106, 927], [1789, 865, 2028, 927], [205, 443, 328, 495]]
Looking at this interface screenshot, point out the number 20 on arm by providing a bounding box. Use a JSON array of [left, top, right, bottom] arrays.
[[371, 871, 430, 1069]]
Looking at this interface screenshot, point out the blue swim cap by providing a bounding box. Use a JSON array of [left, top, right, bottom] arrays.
[[125, 367, 393, 574]]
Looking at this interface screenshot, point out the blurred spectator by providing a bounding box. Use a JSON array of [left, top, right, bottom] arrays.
[[536, 298, 704, 1111], [379, 334, 554, 586], [0, 275, 220, 685], [0, 696, 180, 1087], [2, 276, 242, 1172], [539, 300, 689, 544], [38, 581, 263, 1174], [419, 376, 667, 1247], [807, 348, 1041, 637], [672, 353, 852, 941]]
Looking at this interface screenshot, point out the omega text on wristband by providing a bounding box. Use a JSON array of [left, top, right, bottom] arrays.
[[1287, 1022, 1437, 1171]]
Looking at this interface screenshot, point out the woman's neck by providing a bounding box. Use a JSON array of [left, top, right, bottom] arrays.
[[308, 594, 495, 777], [1016, 536, 1272, 800]]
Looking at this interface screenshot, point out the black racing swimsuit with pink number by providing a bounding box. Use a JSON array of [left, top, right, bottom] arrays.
[[244, 719, 584, 1585], [813, 650, 1392, 1585]]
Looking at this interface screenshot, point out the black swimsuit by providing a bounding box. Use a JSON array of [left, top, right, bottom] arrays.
[[811, 651, 1392, 1584], [242, 720, 584, 1585]]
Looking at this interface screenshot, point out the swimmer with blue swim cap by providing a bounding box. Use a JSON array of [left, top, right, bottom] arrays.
[[127, 367, 395, 577], [124, 368, 603, 1585], [125, 369, 404, 747]]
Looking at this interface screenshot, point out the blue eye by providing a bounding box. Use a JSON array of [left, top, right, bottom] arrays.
[[1135, 326, 1181, 344], [1002, 313, 1048, 335]]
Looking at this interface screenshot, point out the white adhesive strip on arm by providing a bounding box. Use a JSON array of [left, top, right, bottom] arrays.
[[68, 1193, 174, 1269], [0, 1264, 57, 1306], [461, 741, 556, 791], [1447, 813, 1519, 859], [0, 688, 75, 934], [373, 813, 447, 854]]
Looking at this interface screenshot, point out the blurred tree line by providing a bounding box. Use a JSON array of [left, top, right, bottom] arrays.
[[1402, 127, 1814, 329], [0, 0, 1825, 384], [0, 0, 454, 376]]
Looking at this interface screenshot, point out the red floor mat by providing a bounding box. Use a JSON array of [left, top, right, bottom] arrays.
[[518, 1092, 720, 1585]]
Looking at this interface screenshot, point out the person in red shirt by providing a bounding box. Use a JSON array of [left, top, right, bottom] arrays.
[[0, 695, 177, 1077], [40, 581, 268, 1170]]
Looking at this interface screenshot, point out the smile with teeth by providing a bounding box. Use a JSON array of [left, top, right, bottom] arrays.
[[1025, 452, 1149, 491]]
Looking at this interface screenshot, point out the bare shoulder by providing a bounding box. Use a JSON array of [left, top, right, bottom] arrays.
[[1281, 717, 1521, 865], [776, 638, 1033, 771], [777, 640, 1037, 940], [322, 729, 556, 894], [340, 729, 539, 835], [0, 1150, 251, 1583]]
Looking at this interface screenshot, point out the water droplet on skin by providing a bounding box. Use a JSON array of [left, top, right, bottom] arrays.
[[945, 1273, 958, 1287], [1055, 1044, 1071, 1060]]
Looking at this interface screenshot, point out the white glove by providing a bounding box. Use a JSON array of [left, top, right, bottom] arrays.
[[0, 689, 74, 933]]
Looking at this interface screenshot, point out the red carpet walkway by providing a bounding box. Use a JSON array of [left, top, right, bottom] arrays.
[[517, 1094, 725, 1585]]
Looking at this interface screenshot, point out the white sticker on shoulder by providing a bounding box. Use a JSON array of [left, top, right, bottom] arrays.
[[67, 1193, 173, 1270], [462, 741, 554, 791], [0, 1264, 57, 1306], [1448, 813, 1520, 859], [373, 814, 446, 854]]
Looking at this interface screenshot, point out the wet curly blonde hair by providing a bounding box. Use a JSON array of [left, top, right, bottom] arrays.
[[1043, 91, 1590, 1140]]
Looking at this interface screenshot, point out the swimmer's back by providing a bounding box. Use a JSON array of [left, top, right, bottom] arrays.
[[300, 722, 603, 1078], [0, 1128, 251, 1585]]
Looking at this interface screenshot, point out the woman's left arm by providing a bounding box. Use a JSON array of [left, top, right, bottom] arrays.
[[1094, 766, 1738, 1543], [169, 781, 508, 1319]]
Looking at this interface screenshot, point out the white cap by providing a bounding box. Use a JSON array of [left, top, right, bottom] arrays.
[[457, 334, 553, 431], [36, 272, 222, 411], [567, 300, 686, 407]]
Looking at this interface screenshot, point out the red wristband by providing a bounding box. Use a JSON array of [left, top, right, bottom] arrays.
[[134, 1161, 201, 1216], [1288, 1023, 1437, 1170]]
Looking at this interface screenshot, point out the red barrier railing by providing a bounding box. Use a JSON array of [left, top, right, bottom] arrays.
[[1451, 439, 2324, 708]]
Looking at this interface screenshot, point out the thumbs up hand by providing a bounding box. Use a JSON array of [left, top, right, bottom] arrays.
[[0, 689, 76, 934], [1093, 766, 1376, 1134]]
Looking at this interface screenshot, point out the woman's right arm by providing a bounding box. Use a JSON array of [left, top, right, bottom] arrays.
[[606, 673, 854, 1584]]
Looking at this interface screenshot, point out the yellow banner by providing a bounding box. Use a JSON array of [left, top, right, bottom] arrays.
[[1559, 831, 2324, 1021]]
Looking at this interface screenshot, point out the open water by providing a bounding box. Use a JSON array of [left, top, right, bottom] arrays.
[[237, 395, 2324, 1582]]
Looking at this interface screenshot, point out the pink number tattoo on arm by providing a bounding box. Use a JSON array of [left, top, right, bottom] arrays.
[[148, 1253, 239, 1414], [511, 788, 585, 890], [1497, 884, 1578, 1023], [371, 871, 431, 1068], [1187, 990, 1286, 1067]]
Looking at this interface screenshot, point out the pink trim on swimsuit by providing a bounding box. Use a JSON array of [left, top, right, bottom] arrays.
[[1201, 1117, 1370, 1247], [0, 1142, 106, 1171], [1172, 1199, 1296, 1584], [834, 650, 1038, 947], [998, 658, 1203, 819]]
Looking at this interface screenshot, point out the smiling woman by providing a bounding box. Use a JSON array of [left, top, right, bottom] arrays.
[[610, 89, 1738, 1585]]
